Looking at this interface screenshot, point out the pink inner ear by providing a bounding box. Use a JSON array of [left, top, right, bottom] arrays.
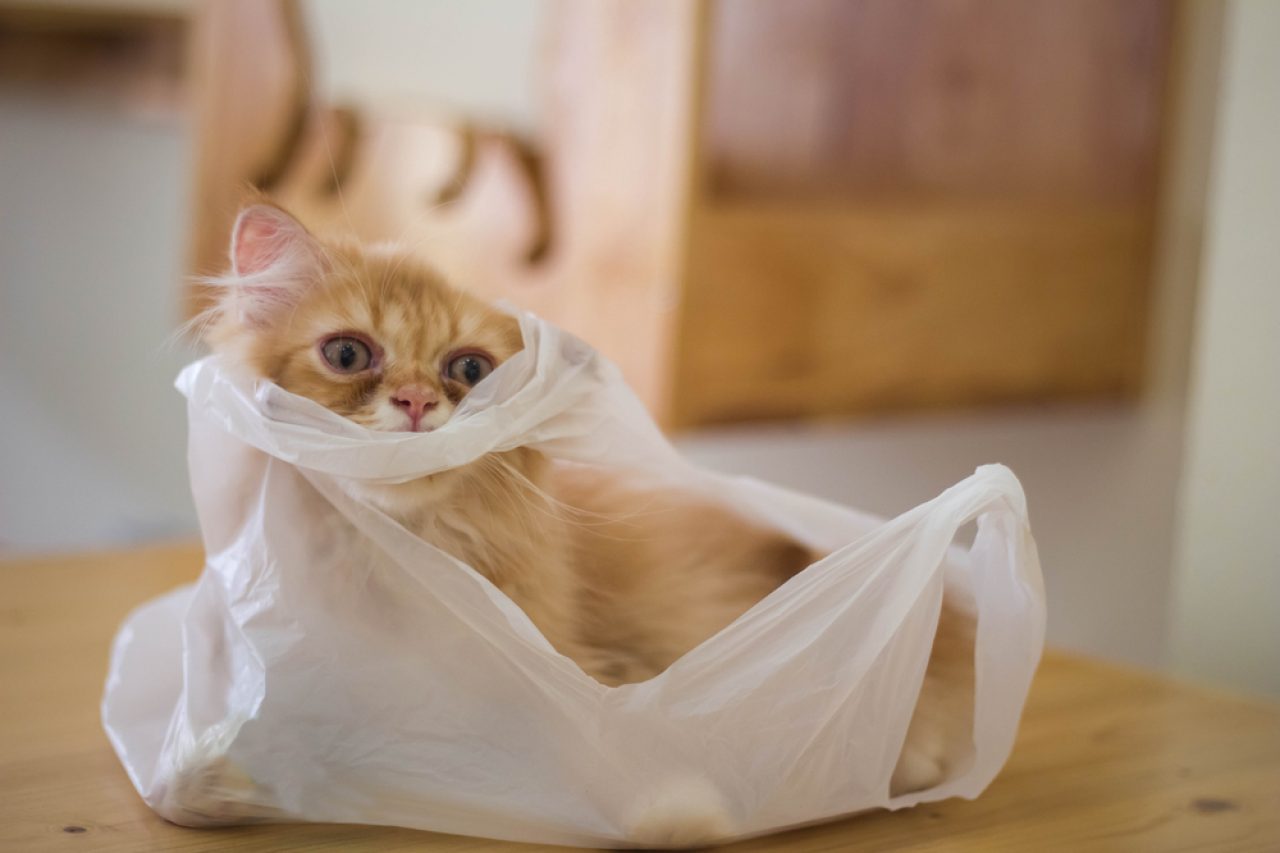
[[227, 205, 325, 327], [231, 206, 312, 277]]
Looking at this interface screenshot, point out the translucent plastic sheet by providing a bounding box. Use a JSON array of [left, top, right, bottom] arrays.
[[102, 313, 1045, 848]]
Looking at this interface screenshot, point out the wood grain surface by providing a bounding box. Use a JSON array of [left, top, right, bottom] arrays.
[[3, 543, 1278, 850], [703, 0, 1171, 203], [674, 199, 1152, 425]]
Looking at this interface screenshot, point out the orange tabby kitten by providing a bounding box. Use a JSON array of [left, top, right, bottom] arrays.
[[203, 204, 974, 811]]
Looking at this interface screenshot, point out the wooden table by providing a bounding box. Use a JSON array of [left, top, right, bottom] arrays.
[[3, 543, 1278, 851]]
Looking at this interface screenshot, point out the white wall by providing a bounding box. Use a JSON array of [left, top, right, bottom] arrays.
[[0, 92, 198, 552], [1169, 0, 1280, 697]]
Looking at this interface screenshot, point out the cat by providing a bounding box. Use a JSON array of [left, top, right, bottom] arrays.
[[201, 202, 975, 839]]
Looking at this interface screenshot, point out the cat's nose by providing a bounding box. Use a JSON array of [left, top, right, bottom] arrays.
[[390, 385, 439, 429]]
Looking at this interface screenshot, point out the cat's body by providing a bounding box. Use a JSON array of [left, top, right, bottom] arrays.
[[203, 204, 975, 838]]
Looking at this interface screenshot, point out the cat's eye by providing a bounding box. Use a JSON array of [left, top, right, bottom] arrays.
[[320, 336, 373, 373], [445, 352, 495, 386]]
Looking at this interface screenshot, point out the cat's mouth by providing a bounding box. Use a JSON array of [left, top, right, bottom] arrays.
[[402, 410, 451, 433], [372, 420, 439, 434], [354, 405, 454, 434]]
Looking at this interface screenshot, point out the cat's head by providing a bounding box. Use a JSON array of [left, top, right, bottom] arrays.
[[202, 204, 527, 516], [205, 203, 522, 434]]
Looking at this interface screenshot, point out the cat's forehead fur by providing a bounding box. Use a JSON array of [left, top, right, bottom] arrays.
[[283, 244, 512, 365]]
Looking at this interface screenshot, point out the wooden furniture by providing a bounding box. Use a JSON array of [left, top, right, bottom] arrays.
[[185, 0, 1177, 429], [0, 1, 186, 111], [3, 542, 1278, 851], [676, 0, 1174, 424]]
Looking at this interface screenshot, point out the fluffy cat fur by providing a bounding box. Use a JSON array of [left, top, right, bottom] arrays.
[[202, 203, 976, 838]]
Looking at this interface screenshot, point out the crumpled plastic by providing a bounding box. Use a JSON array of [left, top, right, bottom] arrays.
[[101, 312, 1045, 848]]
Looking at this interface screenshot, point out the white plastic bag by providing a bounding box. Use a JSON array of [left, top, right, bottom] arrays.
[[102, 313, 1045, 848]]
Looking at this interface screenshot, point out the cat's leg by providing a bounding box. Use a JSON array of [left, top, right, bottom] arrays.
[[624, 776, 734, 848], [890, 599, 977, 796]]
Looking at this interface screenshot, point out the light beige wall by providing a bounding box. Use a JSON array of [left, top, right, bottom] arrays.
[[304, 0, 544, 131], [1170, 0, 1280, 697]]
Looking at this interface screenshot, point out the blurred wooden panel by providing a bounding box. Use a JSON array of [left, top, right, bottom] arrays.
[[704, 0, 1172, 203], [0, 3, 185, 109], [674, 201, 1151, 424], [537, 0, 708, 416], [671, 0, 1173, 426], [186, 0, 310, 317]]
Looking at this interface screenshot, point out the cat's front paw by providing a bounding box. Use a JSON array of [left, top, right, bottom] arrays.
[[624, 776, 733, 849], [889, 742, 946, 796]]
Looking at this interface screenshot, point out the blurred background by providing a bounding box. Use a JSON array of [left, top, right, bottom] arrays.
[[0, 0, 1275, 697]]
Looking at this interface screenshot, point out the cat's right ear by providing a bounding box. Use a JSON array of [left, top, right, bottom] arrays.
[[230, 204, 324, 278], [226, 204, 326, 326]]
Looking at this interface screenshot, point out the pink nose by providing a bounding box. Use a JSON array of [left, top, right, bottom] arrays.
[[390, 385, 439, 429]]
